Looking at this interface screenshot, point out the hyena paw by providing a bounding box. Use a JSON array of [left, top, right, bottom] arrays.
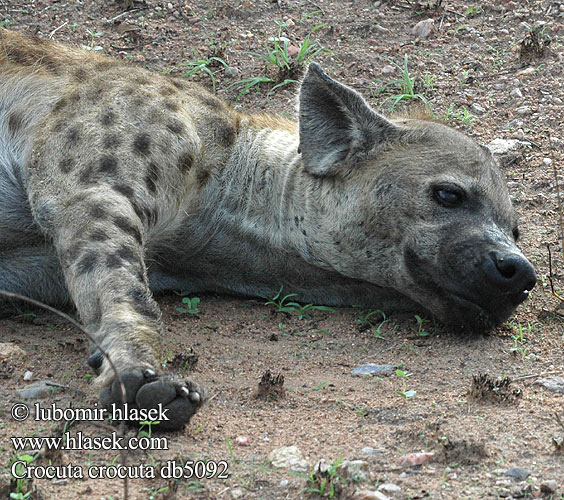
[[94, 361, 206, 431]]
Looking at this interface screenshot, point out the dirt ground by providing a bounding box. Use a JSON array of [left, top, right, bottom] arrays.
[[0, 0, 563, 499]]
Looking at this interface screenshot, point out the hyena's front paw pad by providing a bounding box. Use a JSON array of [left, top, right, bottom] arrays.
[[99, 368, 205, 431]]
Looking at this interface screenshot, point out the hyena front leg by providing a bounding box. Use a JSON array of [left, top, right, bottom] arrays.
[[34, 188, 204, 430]]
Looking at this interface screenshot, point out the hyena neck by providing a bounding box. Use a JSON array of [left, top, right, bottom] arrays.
[[201, 119, 330, 269]]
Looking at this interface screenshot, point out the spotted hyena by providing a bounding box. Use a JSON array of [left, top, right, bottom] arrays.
[[0, 29, 536, 430]]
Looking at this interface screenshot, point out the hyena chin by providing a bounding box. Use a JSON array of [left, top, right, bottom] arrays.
[[0, 28, 535, 430]]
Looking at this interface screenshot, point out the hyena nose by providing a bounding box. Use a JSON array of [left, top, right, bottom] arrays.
[[486, 251, 537, 302]]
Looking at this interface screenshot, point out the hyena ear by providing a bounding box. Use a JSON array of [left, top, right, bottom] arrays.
[[298, 63, 400, 176]]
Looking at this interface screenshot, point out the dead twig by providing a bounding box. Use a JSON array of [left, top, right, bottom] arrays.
[[512, 370, 564, 382], [547, 245, 564, 302], [49, 21, 68, 39]]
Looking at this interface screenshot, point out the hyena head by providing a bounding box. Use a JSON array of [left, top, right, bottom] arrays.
[[298, 64, 536, 331]]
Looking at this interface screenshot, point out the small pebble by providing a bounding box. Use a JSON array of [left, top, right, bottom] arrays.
[[505, 467, 531, 481], [23, 371, 33, 381], [412, 18, 434, 39], [235, 435, 250, 446], [352, 364, 393, 376]]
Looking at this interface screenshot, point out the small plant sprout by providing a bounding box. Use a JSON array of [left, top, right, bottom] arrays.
[[294, 456, 343, 498], [260, 286, 335, 319], [380, 54, 432, 112], [176, 296, 200, 314], [138, 420, 160, 439], [182, 57, 229, 92], [509, 322, 536, 360], [444, 104, 475, 125], [84, 29, 103, 51], [414, 314, 430, 336], [6, 453, 37, 499], [396, 369, 416, 399]]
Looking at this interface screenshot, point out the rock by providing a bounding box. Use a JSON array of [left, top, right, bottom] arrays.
[[381, 65, 395, 75], [471, 103, 486, 116], [398, 451, 434, 466], [225, 66, 239, 78], [352, 364, 393, 376], [279, 479, 289, 487], [516, 67, 535, 76], [287, 45, 299, 57], [494, 83, 506, 90], [378, 483, 401, 495], [235, 435, 250, 446], [534, 376, 564, 394], [23, 371, 33, 381], [16, 380, 60, 399], [504, 467, 530, 481], [0, 343, 26, 360], [516, 105, 531, 115], [510, 88, 524, 98], [540, 480, 557, 495], [268, 445, 309, 472], [354, 489, 391, 500], [413, 18, 434, 39], [361, 446, 382, 455], [230, 488, 244, 499], [486, 138, 531, 155], [337, 460, 370, 482]]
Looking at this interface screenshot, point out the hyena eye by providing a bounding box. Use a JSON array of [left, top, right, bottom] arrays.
[[433, 185, 464, 208], [512, 227, 520, 241]]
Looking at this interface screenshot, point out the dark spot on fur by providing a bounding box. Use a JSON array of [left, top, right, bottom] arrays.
[[131, 200, 146, 222], [196, 168, 210, 187], [145, 163, 159, 194], [366, 250, 373, 258], [167, 118, 185, 135], [171, 79, 186, 90], [53, 120, 65, 133], [78, 164, 97, 184], [177, 153, 193, 173], [133, 133, 151, 156], [99, 156, 118, 174], [135, 76, 151, 85], [74, 68, 87, 82], [160, 85, 177, 96], [113, 184, 135, 199], [87, 202, 107, 220], [106, 253, 122, 269], [128, 287, 160, 321], [7, 48, 27, 65], [164, 100, 180, 112], [103, 133, 121, 149], [76, 252, 98, 276], [59, 157, 73, 173], [7, 112, 23, 136], [69, 92, 80, 104], [65, 242, 83, 265], [100, 108, 115, 126], [216, 119, 236, 146], [53, 98, 67, 113], [201, 95, 223, 111], [95, 61, 114, 71], [90, 229, 109, 242], [67, 128, 80, 145], [117, 245, 137, 264], [114, 216, 143, 245]]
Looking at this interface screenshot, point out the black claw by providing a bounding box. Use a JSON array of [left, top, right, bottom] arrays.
[[87, 349, 104, 370]]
